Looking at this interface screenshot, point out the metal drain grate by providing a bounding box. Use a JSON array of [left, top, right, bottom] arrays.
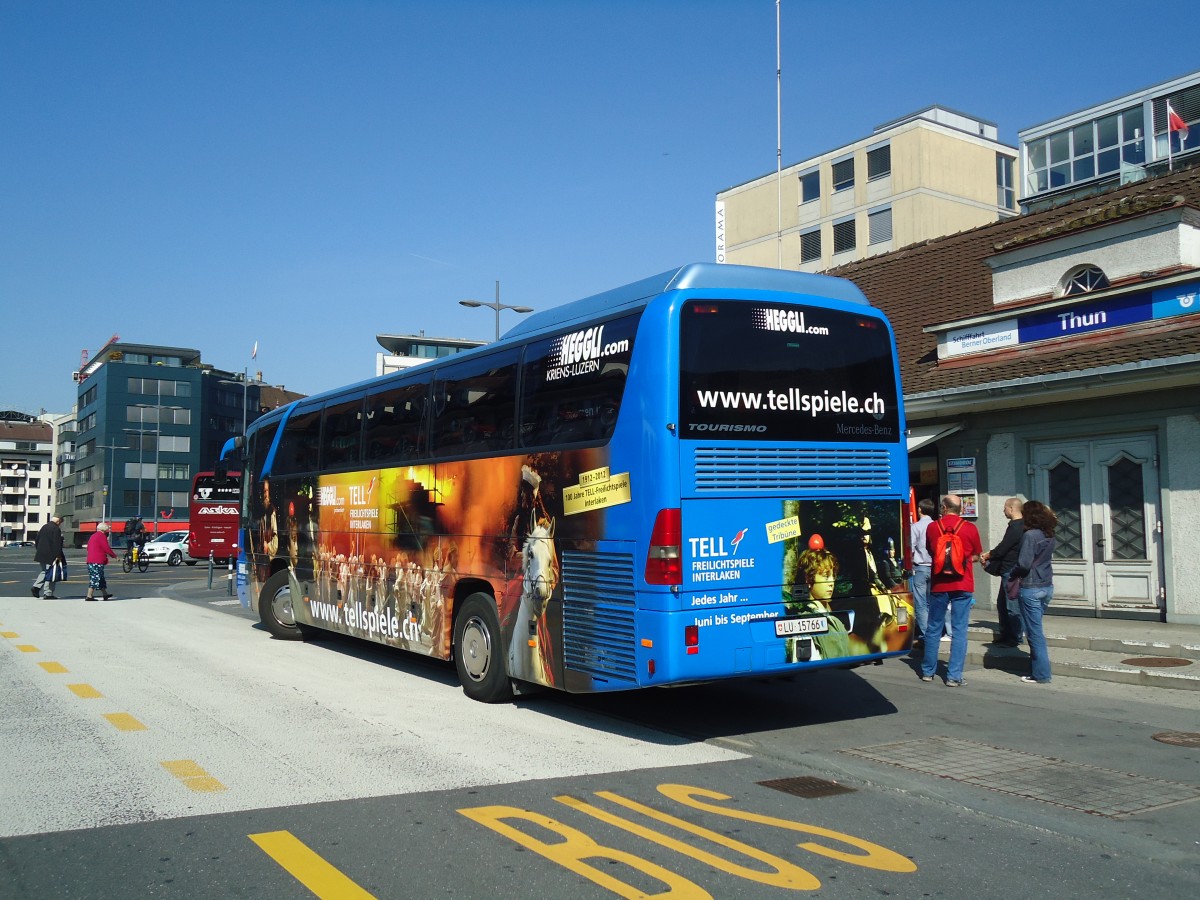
[[758, 776, 857, 798], [1152, 731, 1200, 747], [1121, 656, 1193, 668], [842, 736, 1200, 817]]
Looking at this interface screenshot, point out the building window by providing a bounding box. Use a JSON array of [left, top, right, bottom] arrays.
[[1060, 265, 1110, 297], [799, 170, 820, 204], [1026, 105, 1145, 195], [831, 158, 854, 193], [832, 217, 856, 254], [800, 228, 822, 262], [868, 207, 892, 245], [80, 385, 98, 407], [996, 154, 1015, 210], [866, 144, 891, 180]]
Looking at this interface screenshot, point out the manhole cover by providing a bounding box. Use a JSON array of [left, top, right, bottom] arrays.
[[758, 776, 856, 798], [1121, 657, 1193, 668], [1152, 731, 1200, 747]]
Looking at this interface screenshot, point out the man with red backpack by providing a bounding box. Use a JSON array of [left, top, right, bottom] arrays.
[[919, 494, 983, 687]]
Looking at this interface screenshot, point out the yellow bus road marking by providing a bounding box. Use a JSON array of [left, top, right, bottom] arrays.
[[249, 830, 376, 899], [39, 661, 69, 673], [16, 644, 39, 653], [161, 760, 227, 793], [103, 713, 147, 732], [459, 782, 917, 897], [67, 683, 104, 699], [2, 631, 19, 638]]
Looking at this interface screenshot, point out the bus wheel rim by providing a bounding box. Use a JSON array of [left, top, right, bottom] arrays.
[[460, 615, 492, 682], [272, 587, 295, 626]]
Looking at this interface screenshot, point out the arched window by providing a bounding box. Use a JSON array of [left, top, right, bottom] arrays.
[[1059, 264, 1110, 297]]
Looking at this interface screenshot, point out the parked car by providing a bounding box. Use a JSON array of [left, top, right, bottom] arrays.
[[4, 540, 35, 548], [141, 530, 196, 566]]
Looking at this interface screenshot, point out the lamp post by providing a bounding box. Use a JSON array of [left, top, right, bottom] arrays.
[[99, 441, 123, 524], [459, 280, 533, 341]]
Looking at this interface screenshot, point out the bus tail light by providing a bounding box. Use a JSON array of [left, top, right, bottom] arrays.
[[645, 508, 682, 585], [684, 624, 699, 654]]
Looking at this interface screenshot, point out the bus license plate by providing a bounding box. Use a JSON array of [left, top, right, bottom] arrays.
[[775, 616, 828, 638]]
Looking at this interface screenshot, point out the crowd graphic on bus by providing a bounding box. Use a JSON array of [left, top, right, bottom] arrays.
[[245, 449, 606, 685], [781, 500, 913, 663]]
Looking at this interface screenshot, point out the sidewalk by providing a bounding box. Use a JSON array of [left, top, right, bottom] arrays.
[[924, 614, 1200, 691]]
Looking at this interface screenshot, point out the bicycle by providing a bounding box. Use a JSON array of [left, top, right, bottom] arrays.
[[122, 544, 150, 573]]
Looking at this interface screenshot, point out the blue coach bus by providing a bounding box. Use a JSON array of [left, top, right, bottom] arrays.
[[236, 263, 913, 702]]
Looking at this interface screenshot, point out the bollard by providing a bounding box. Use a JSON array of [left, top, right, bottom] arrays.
[[207, 551, 214, 589], [228, 544, 236, 596]]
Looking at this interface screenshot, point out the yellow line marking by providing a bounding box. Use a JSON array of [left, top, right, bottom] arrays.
[[161, 760, 228, 793], [16, 644, 39, 653], [2, 631, 19, 638], [68, 683, 104, 698], [39, 661, 69, 673], [104, 712, 147, 731], [249, 831, 376, 899]]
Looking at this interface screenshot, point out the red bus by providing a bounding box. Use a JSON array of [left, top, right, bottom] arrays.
[[189, 470, 242, 562]]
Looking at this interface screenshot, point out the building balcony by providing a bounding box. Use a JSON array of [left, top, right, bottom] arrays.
[[1, 504, 27, 513]]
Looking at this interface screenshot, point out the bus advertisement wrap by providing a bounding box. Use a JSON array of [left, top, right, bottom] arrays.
[[245, 452, 912, 693]]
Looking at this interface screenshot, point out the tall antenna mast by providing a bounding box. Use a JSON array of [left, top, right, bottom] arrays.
[[776, 0, 783, 268]]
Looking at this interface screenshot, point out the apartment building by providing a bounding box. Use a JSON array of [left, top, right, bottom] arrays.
[[716, 106, 1018, 271], [0, 413, 54, 544]]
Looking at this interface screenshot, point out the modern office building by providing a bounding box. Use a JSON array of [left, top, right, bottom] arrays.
[[58, 342, 303, 547], [374, 333, 484, 376], [1020, 70, 1200, 211], [0, 412, 55, 545], [716, 106, 1019, 272]]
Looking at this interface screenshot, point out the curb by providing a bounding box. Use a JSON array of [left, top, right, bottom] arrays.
[[952, 627, 1200, 691]]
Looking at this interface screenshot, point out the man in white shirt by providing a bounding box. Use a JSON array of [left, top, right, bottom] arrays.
[[909, 499, 935, 646]]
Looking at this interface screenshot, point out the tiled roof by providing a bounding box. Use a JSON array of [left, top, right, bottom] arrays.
[[828, 165, 1200, 396]]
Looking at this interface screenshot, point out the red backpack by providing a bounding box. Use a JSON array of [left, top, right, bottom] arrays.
[[932, 519, 966, 577]]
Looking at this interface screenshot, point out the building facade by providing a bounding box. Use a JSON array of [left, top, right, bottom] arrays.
[[716, 106, 1018, 272], [1020, 70, 1200, 211], [57, 343, 302, 547], [830, 165, 1200, 624], [0, 413, 55, 545], [374, 333, 484, 377]]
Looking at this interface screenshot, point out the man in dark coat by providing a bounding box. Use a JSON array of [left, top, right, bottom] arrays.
[[31, 515, 66, 599]]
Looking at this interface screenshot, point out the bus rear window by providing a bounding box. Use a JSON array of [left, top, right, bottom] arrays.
[[679, 301, 899, 442]]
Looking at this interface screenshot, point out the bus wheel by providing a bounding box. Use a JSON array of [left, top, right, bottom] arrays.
[[453, 593, 513, 703], [259, 569, 305, 641]]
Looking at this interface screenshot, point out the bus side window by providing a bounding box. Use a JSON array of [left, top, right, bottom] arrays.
[[321, 396, 365, 469], [519, 324, 633, 449], [364, 380, 429, 464], [431, 351, 519, 457], [276, 408, 322, 474]]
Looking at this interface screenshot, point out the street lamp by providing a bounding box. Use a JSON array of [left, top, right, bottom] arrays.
[[134, 394, 183, 537], [99, 441, 123, 524], [459, 280, 533, 341]]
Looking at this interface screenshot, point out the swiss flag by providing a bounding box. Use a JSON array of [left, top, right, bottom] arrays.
[[1168, 102, 1189, 141]]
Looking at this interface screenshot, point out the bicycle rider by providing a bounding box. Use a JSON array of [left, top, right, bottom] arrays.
[[124, 516, 148, 560]]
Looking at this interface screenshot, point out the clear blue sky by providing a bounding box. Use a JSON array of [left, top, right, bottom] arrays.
[[3, 0, 1196, 416]]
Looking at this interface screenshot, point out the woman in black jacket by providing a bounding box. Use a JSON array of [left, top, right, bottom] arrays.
[[980, 497, 1024, 646]]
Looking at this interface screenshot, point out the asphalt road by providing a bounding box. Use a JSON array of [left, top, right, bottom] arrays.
[[2, 549, 1198, 898]]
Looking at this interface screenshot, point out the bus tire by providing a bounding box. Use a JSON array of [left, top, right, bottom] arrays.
[[259, 569, 305, 641], [168, 550, 182, 566], [453, 593, 513, 703]]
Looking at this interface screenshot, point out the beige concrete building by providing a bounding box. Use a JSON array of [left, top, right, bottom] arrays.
[[716, 106, 1018, 271]]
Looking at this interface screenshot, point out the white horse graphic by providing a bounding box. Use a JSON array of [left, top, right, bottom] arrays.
[[507, 515, 558, 685]]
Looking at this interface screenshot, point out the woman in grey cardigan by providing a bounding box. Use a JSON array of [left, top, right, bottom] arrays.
[[1011, 501, 1057, 684]]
